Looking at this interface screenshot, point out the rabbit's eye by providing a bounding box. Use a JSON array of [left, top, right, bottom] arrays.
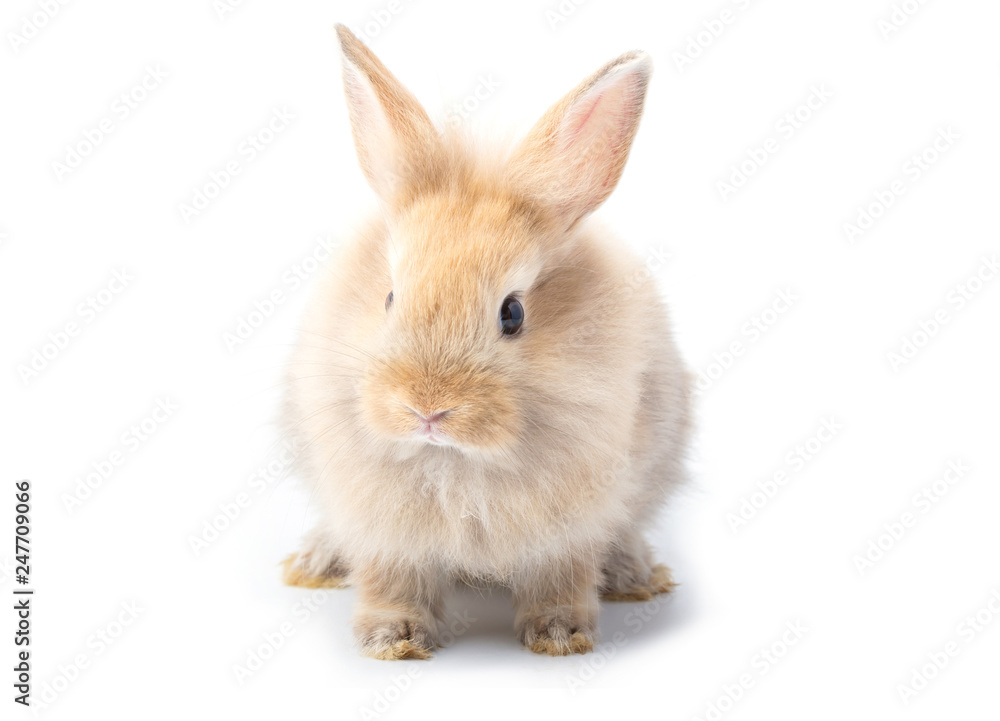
[[385, 291, 393, 311], [500, 296, 524, 336]]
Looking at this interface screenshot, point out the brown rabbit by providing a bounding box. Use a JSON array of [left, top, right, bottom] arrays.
[[281, 25, 692, 659]]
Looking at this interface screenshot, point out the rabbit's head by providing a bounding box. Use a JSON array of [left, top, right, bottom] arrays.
[[334, 25, 651, 456]]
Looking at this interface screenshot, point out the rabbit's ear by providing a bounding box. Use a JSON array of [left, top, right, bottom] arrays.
[[507, 52, 651, 229], [335, 25, 441, 201]]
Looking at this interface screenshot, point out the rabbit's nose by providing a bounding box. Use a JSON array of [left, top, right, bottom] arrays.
[[410, 409, 451, 426], [406, 408, 453, 444]]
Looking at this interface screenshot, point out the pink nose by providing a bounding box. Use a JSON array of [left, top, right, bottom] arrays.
[[416, 410, 450, 425], [409, 408, 451, 436]]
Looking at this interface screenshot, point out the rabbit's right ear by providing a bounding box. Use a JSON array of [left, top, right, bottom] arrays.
[[335, 25, 442, 202]]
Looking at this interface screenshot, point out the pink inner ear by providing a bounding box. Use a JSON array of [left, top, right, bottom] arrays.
[[562, 91, 606, 145], [343, 65, 378, 128], [342, 59, 399, 195], [559, 78, 640, 202]]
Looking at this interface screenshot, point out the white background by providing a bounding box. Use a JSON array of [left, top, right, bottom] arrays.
[[2, 0, 999, 719]]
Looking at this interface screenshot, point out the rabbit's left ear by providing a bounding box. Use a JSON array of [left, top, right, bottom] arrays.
[[335, 24, 442, 202], [507, 52, 651, 229]]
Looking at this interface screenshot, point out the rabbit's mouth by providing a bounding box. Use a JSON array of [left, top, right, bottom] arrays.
[[411, 408, 453, 446]]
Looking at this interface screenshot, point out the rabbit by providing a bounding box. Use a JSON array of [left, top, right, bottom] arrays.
[[280, 24, 693, 659]]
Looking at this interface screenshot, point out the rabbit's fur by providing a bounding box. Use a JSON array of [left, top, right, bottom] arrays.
[[281, 25, 692, 659]]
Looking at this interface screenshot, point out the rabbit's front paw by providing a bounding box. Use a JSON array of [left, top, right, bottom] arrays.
[[355, 614, 435, 660], [517, 610, 595, 656]]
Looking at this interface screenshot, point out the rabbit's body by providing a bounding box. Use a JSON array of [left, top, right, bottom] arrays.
[[281, 26, 692, 659], [286, 211, 690, 576]]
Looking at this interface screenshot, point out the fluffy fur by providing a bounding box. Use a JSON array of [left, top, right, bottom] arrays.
[[281, 25, 693, 659]]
